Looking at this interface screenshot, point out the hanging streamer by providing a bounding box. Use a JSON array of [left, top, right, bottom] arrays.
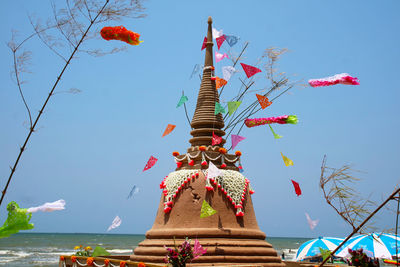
[[308, 73, 360, 87], [27, 199, 66, 213], [245, 115, 298, 128]]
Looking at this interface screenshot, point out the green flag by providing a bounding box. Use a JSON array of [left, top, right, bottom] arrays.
[[0, 201, 34, 239], [92, 246, 111, 257], [176, 95, 188, 108], [200, 200, 217, 218], [227, 101, 241, 116], [214, 102, 226, 115], [269, 125, 282, 139]]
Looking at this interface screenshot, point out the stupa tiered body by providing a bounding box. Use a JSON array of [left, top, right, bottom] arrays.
[[131, 17, 284, 266]]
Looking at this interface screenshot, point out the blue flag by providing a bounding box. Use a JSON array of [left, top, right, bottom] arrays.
[[225, 35, 239, 47]]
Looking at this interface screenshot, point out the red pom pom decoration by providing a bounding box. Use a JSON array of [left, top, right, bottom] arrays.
[[211, 77, 217, 81], [236, 211, 244, 217], [177, 162, 183, 168], [189, 160, 195, 166], [220, 163, 227, 168], [201, 161, 208, 166]]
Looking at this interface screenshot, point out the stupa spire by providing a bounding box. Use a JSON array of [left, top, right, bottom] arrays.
[[189, 16, 226, 147]]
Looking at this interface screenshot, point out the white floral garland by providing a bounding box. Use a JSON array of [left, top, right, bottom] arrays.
[[160, 169, 254, 216]]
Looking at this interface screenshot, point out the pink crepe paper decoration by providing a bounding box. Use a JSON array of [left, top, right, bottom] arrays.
[[143, 156, 158, 171], [291, 179, 302, 196], [201, 37, 207, 50], [231, 135, 246, 150], [212, 131, 222, 146], [244, 115, 298, 128], [216, 35, 226, 50], [215, 51, 229, 63], [308, 73, 360, 87], [240, 63, 261, 78]]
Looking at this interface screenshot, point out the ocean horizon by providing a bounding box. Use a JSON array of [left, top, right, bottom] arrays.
[[0, 232, 310, 266]]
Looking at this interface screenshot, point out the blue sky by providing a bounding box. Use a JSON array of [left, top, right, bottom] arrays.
[[0, 0, 399, 238]]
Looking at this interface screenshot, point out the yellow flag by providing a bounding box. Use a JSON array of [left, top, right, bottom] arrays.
[[281, 152, 293, 167], [200, 200, 217, 218]]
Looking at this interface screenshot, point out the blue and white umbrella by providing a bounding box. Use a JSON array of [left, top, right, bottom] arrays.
[[336, 233, 393, 259], [373, 233, 400, 257], [295, 237, 344, 261]]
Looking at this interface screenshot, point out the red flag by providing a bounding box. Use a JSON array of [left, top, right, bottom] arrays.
[[201, 37, 207, 50], [256, 94, 272, 109], [216, 35, 226, 50], [212, 131, 222, 145], [143, 156, 158, 171], [162, 124, 176, 137], [240, 63, 262, 78], [291, 179, 302, 196]]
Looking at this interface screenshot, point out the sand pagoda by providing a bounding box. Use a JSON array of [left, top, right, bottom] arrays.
[[131, 17, 284, 267]]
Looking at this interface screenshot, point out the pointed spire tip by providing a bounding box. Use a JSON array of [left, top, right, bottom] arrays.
[[208, 16, 212, 24]]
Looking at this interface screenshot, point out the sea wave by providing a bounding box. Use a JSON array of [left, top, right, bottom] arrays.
[[107, 249, 133, 254]]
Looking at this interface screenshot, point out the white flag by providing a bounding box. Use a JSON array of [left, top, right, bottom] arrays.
[[207, 161, 222, 179], [107, 215, 122, 231], [222, 66, 236, 81], [27, 199, 66, 213], [212, 28, 223, 39], [305, 213, 319, 230]]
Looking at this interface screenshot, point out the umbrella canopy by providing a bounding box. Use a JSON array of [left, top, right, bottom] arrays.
[[375, 233, 400, 256], [336, 233, 393, 259], [295, 236, 344, 261]]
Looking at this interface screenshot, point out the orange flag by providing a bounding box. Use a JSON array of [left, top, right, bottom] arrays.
[[215, 77, 227, 89], [256, 94, 272, 109], [162, 124, 176, 137]]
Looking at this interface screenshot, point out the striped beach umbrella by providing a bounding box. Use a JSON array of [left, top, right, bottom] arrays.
[[336, 233, 393, 259], [295, 237, 344, 261], [374, 233, 400, 257]]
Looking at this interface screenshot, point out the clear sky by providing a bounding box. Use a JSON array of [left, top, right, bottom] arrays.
[[0, 0, 400, 239]]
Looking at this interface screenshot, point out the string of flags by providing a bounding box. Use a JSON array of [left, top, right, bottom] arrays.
[[100, 26, 142, 45]]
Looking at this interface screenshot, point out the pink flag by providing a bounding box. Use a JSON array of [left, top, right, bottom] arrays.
[[201, 37, 207, 50], [215, 51, 228, 63], [143, 156, 158, 171], [308, 73, 360, 87], [305, 213, 319, 230], [240, 63, 262, 78], [231, 134, 245, 150], [291, 179, 302, 196], [212, 131, 222, 146], [216, 35, 226, 50]]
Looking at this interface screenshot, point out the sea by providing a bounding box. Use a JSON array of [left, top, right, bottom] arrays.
[[0, 233, 309, 266]]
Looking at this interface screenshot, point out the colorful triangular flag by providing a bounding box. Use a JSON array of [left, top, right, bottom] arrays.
[[222, 66, 236, 81], [212, 28, 223, 39], [143, 156, 158, 171], [214, 102, 226, 115], [240, 63, 262, 78], [207, 161, 222, 179], [231, 135, 246, 150], [269, 125, 282, 139], [212, 131, 222, 146], [190, 64, 202, 79], [162, 124, 176, 137], [176, 95, 188, 108], [215, 77, 227, 89], [216, 35, 226, 50], [201, 37, 207, 50], [0, 201, 34, 239], [256, 94, 272, 109], [227, 101, 241, 116], [291, 179, 301, 196], [215, 51, 228, 63], [281, 152, 293, 167], [200, 200, 217, 218], [107, 215, 121, 231], [225, 34, 239, 47], [127, 185, 139, 199]]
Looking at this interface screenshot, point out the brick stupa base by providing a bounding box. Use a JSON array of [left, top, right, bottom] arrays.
[[130, 171, 284, 266]]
